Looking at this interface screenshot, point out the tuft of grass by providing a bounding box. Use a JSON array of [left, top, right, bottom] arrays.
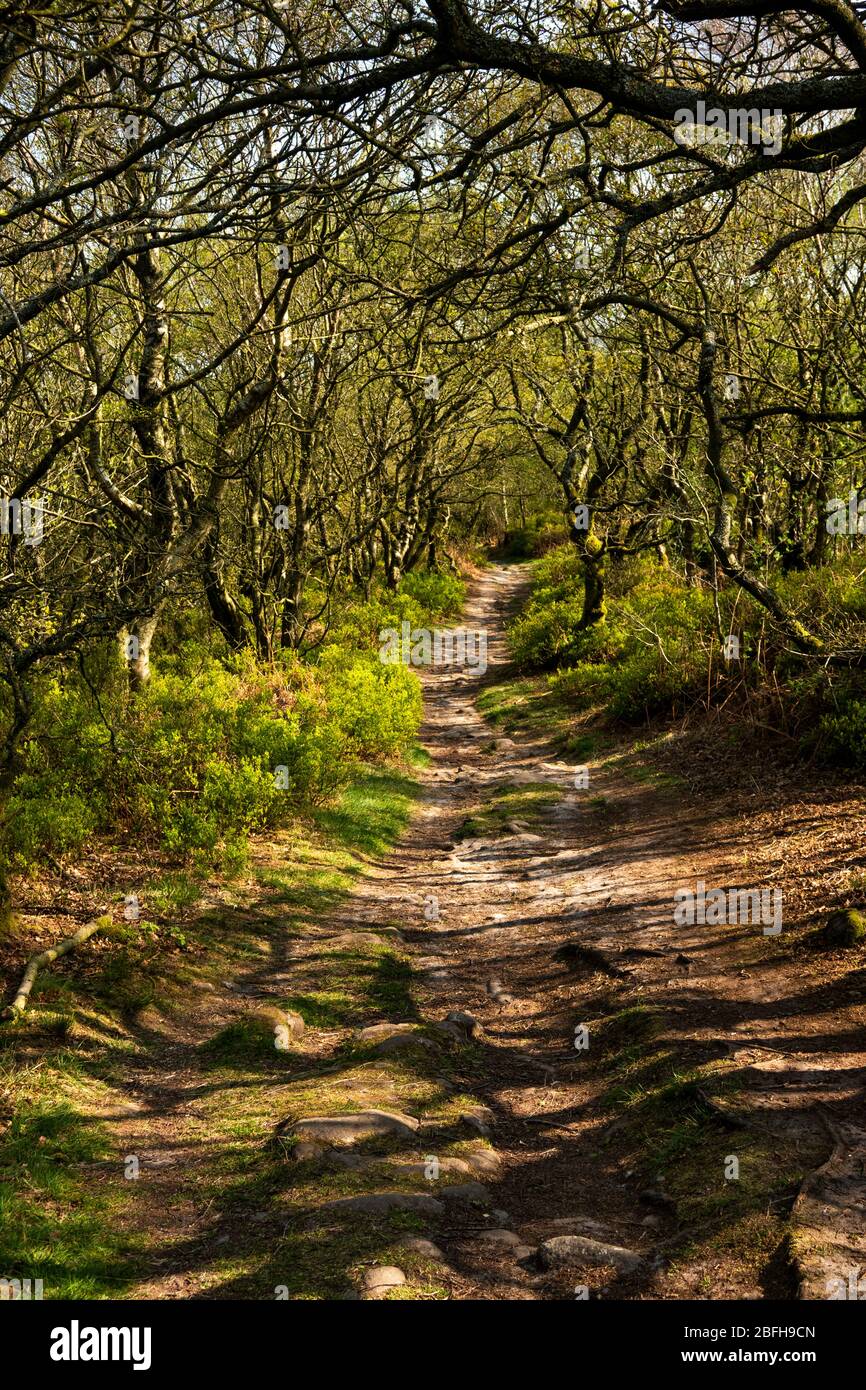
[[476, 677, 556, 735], [313, 767, 420, 859], [455, 780, 562, 840], [287, 945, 416, 1030], [0, 1068, 143, 1299], [200, 1017, 297, 1067]]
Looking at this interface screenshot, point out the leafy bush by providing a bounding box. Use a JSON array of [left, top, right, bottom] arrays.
[[322, 656, 422, 759], [397, 568, 464, 619], [497, 513, 570, 559], [510, 548, 727, 722], [3, 568, 462, 877], [818, 700, 866, 768], [510, 544, 866, 739], [5, 783, 97, 867], [509, 596, 587, 667]]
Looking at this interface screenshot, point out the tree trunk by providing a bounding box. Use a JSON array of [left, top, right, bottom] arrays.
[[122, 611, 162, 690], [578, 530, 606, 630], [202, 535, 247, 650]]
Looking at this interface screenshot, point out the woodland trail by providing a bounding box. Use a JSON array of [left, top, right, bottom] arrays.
[[91, 564, 865, 1300]]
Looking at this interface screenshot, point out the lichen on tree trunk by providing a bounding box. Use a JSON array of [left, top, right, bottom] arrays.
[[578, 529, 606, 630]]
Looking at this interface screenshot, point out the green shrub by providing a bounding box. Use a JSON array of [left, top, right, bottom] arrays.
[[322, 656, 422, 759], [509, 596, 587, 667], [509, 544, 866, 740], [397, 569, 464, 618], [497, 513, 570, 559], [818, 700, 866, 768], [2, 567, 462, 877], [4, 783, 97, 867], [512, 549, 726, 723]]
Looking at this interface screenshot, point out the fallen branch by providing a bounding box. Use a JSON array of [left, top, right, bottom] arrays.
[[2, 915, 110, 1019]]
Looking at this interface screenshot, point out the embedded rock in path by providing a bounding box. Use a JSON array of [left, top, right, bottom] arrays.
[[287, 1110, 419, 1147], [538, 1235, 646, 1275], [328, 1151, 367, 1170], [445, 1009, 483, 1040], [441, 1181, 491, 1205], [461, 1105, 495, 1137], [392, 1156, 473, 1178], [430, 1020, 467, 1044], [475, 1228, 521, 1248], [355, 1022, 414, 1044], [399, 1236, 446, 1261], [374, 1033, 438, 1056], [361, 1266, 406, 1299], [324, 1191, 444, 1217], [292, 1141, 326, 1162], [790, 1117, 866, 1299], [251, 1003, 305, 1036], [354, 1023, 438, 1056], [463, 1147, 502, 1178], [327, 1152, 472, 1178], [371, 925, 405, 941]]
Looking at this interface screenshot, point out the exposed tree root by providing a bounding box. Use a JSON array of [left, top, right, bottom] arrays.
[[789, 1108, 866, 1300]]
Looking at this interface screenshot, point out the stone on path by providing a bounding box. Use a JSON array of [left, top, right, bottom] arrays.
[[463, 1147, 502, 1178], [353, 1023, 438, 1056], [324, 1191, 444, 1217], [362, 1266, 406, 1298], [289, 1110, 419, 1147], [253, 1003, 305, 1036], [441, 1181, 491, 1205], [293, 1141, 326, 1161], [399, 1236, 445, 1261], [537, 1234, 646, 1275], [461, 1105, 495, 1137], [475, 1229, 521, 1248], [790, 1118, 866, 1299], [445, 1009, 483, 1039]]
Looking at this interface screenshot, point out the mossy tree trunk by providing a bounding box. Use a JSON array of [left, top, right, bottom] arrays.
[[577, 528, 606, 630]]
